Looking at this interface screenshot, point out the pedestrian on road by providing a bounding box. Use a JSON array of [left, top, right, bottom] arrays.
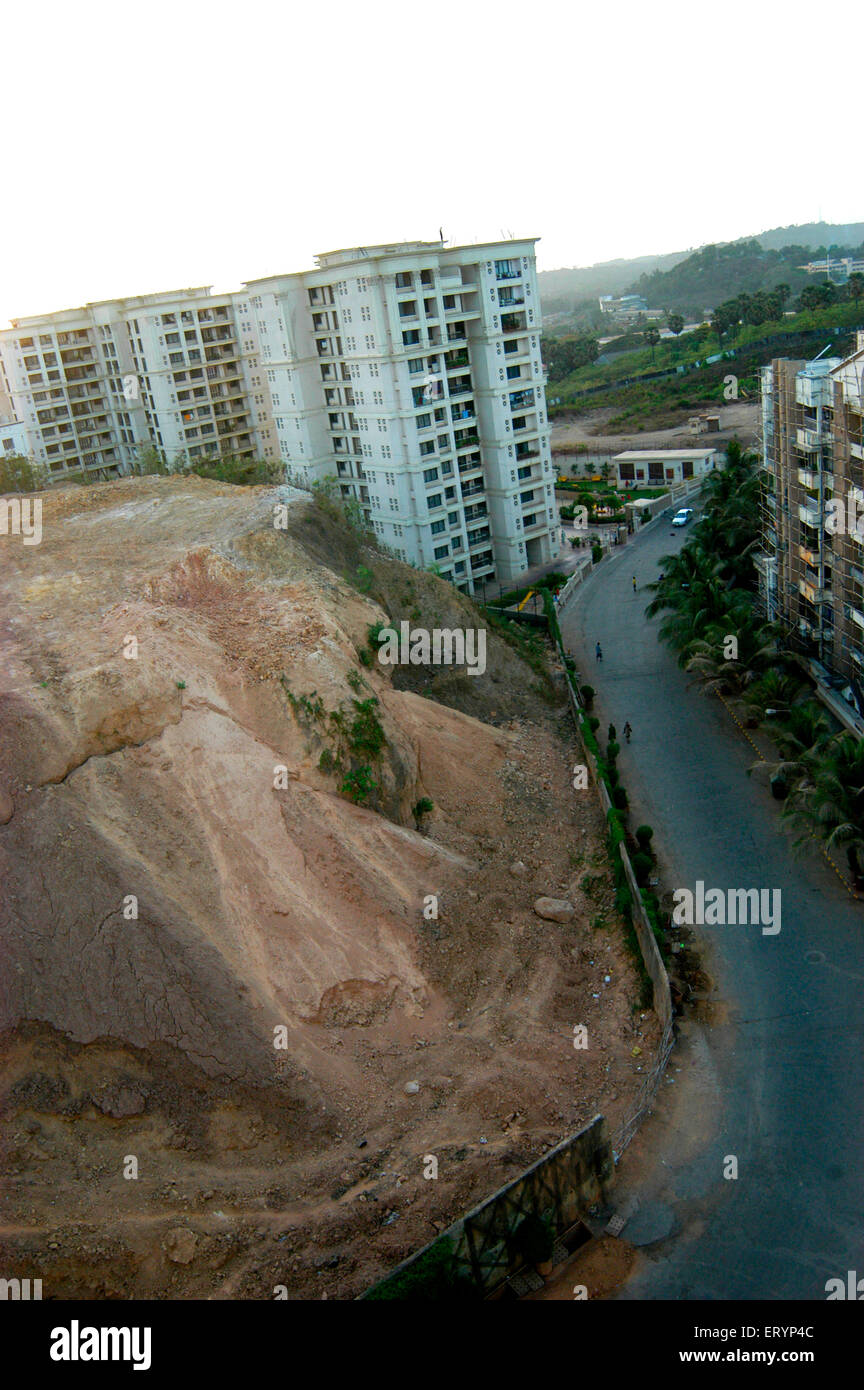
[[632, 575, 637, 592], [595, 642, 603, 662], [623, 721, 632, 743]]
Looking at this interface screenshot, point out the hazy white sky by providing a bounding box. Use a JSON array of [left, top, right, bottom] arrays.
[[3, 0, 860, 324]]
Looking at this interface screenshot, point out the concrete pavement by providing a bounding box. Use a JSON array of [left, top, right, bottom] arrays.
[[559, 516, 864, 1300]]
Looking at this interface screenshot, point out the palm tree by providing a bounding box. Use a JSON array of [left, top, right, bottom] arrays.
[[685, 611, 780, 694], [783, 733, 864, 885]]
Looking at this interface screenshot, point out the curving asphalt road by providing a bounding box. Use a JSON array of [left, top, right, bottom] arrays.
[[559, 512, 864, 1300]]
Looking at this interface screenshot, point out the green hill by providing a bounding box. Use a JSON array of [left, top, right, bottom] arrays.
[[627, 238, 863, 318], [539, 221, 864, 320]]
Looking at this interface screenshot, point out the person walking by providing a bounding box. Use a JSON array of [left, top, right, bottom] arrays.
[[632, 575, 637, 592], [623, 721, 632, 743], [595, 642, 603, 662]]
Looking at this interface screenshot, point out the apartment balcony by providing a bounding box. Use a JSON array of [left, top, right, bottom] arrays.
[[850, 440, 864, 461], [496, 267, 520, 281], [454, 429, 479, 449], [458, 455, 482, 474], [798, 501, 821, 525], [799, 576, 831, 604], [797, 426, 832, 451], [509, 389, 535, 410], [498, 294, 526, 308], [64, 365, 99, 383], [451, 405, 475, 424], [468, 529, 491, 547], [851, 607, 864, 630], [797, 467, 818, 489], [515, 447, 540, 462], [464, 503, 488, 522], [205, 346, 237, 364], [500, 313, 527, 334], [448, 376, 473, 397], [461, 482, 485, 498], [445, 350, 470, 370], [799, 544, 820, 567]]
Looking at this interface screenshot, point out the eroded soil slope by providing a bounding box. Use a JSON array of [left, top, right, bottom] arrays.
[[0, 476, 658, 1297]]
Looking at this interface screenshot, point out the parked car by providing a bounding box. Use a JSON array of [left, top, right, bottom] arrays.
[[671, 507, 694, 527]]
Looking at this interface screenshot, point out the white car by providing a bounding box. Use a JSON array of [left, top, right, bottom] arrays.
[[671, 507, 694, 527]]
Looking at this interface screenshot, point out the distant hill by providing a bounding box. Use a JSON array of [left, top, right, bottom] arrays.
[[539, 221, 864, 319], [538, 250, 690, 312], [752, 221, 864, 252]]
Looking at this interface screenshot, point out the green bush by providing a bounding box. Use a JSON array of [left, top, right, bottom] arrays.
[[635, 824, 654, 850], [612, 785, 628, 810], [318, 748, 336, 774], [348, 697, 386, 757], [632, 852, 653, 886], [0, 454, 47, 493], [340, 766, 378, 804], [364, 1236, 475, 1302], [512, 1213, 555, 1266], [607, 740, 620, 761], [580, 684, 595, 709], [591, 544, 603, 564]]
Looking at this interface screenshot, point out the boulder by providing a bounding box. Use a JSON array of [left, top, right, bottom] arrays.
[[533, 897, 575, 924]]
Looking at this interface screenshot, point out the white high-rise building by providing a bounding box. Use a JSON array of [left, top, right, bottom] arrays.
[[0, 238, 556, 591], [0, 288, 277, 478], [246, 238, 556, 589]]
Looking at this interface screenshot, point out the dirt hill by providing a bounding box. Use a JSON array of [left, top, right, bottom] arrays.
[[0, 475, 658, 1298]]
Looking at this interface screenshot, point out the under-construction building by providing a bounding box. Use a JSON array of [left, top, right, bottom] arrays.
[[757, 332, 864, 689]]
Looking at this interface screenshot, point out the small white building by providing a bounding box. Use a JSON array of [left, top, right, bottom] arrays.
[[613, 448, 720, 488], [0, 413, 35, 462]]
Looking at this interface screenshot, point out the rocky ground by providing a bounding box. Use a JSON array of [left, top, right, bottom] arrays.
[[0, 475, 660, 1298]]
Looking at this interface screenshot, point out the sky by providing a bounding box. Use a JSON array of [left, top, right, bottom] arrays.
[[2, 0, 861, 325]]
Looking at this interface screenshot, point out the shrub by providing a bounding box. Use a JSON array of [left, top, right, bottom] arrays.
[[367, 620, 389, 651], [358, 648, 373, 667], [580, 684, 595, 709], [588, 716, 600, 733], [318, 748, 336, 774], [612, 785, 628, 810], [412, 796, 434, 830], [340, 766, 378, 804], [608, 724, 617, 743], [348, 697, 386, 757], [632, 852, 653, 886], [591, 544, 603, 564], [512, 1214, 555, 1266], [635, 824, 654, 850], [0, 454, 47, 493], [607, 740, 620, 761]]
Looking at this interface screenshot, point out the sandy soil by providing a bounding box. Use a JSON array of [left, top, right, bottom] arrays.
[[0, 475, 661, 1299], [551, 401, 760, 454]]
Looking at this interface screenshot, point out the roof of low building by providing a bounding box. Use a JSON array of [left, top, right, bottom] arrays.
[[613, 449, 718, 461]]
